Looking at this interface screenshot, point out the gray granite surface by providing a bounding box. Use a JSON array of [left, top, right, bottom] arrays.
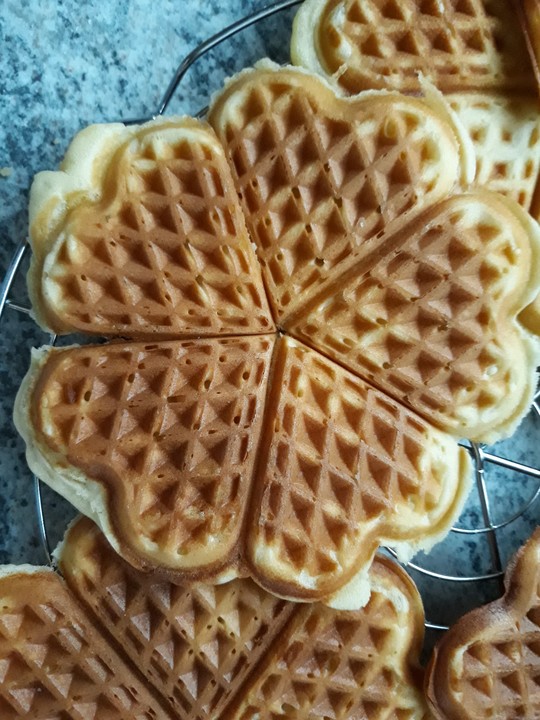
[[1, 0, 539, 657]]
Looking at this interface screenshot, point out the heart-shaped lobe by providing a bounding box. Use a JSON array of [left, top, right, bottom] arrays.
[[18, 337, 275, 578], [28, 117, 274, 339], [427, 528, 540, 720], [208, 63, 462, 325]]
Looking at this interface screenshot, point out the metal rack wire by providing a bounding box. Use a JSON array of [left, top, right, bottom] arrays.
[[1, 0, 539, 635]]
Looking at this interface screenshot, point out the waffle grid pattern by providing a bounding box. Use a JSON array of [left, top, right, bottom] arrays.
[[288, 193, 522, 438], [58, 519, 428, 720], [61, 522, 294, 720], [227, 571, 426, 720], [0, 573, 166, 720], [448, 94, 540, 210], [225, 80, 455, 320], [46, 129, 273, 337], [316, 0, 535, 94], [28, 66, 540, 601], [249, 338, 446, 594], [427, 531, 540, 719]]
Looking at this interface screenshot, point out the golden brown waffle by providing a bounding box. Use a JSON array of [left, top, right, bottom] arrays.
[[15, 337, 275, 581], [209, 63, 465, 325], [291, 0, 536, 95], [57, 516, 430, 720], [246, 335, 470, 603], [292, 0, 540, 330], [208, 64, 540, 442], [0, 565, 172, 719], [59, 518, 295, 720], [28, 117, 274, 339], [426, 527, 540, 720], [15, 334, 470, 605]]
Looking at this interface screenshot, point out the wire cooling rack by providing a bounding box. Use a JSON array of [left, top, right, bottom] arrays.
[[1, 0, 540, 638]]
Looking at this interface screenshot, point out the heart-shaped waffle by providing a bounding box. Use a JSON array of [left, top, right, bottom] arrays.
[[28, 118, 274, 338], [55, 517, 430, 720], [208, 64, 540, 442], [426, 527, 540, 720], [18, 64, 540, 604], [18, 83, 481, 606]]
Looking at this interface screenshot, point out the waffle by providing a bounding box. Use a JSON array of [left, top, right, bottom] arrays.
[[28, 117, 274, 339], [57, 516, 430, 720], [0, 564, 172, 719], [14, 336, 275, 582], [426, 527, 540, 720], [291, 0, 536, 95], [208, 63, 540, 442], [14, 334, 471, 606]]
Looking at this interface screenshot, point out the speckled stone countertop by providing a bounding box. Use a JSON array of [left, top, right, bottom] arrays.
[[1, 0, 539, 644]]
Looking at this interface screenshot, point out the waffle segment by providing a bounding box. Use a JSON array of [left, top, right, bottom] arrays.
[[226, 554, 429, 720], [426, 528, 540, 720], [291, 0, 536, 95], [208, 62, 463, 324], [59, 518, 295, 720], [247, 336, 471, 602], [0, 566, 171, 719], [28, 117, 274, 339], [14, 337, 275, 580]]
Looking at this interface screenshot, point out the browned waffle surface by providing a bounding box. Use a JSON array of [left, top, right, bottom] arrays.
[[59, 518, 295, 720], [208, 63, 463, 325], [57, 517, 429, 720], [208, 65, 540, 443], [17, 337, 275, 579], [225, 554, 429, 720], [291, 0, 536, 95], [0, 567, 172, 719], [246, 336, 470, 602], [426, 527, 540, 720], [15, 334, 471, 605], [28, 117, 274, 339]]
